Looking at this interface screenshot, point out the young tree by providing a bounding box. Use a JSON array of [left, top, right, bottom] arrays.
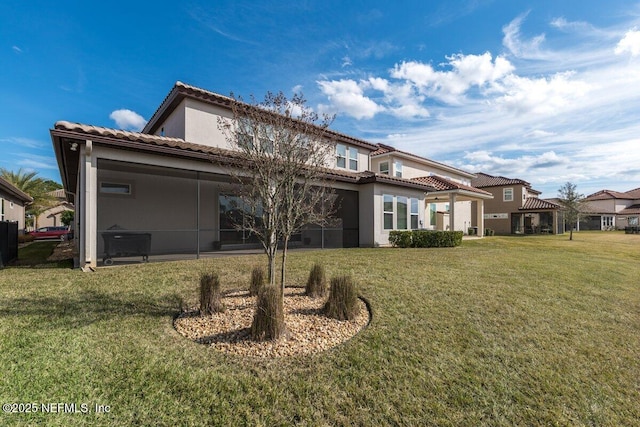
[[218, 92, 337, 296], [557, 182, 586, 241], [0, 168, 57, 229]]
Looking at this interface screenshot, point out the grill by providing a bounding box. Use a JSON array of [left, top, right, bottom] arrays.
[[102, 232, 151, 265]]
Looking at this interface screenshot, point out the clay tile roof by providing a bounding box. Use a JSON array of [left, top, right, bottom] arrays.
[[411, 175, 492, 196], [519, 197, 561, 210], [619, 204, 640, 215], [54, 121, 238, 158], [471, 172, 530, 188], [625, 187, 640, 199], [585, 189, 633, 200]]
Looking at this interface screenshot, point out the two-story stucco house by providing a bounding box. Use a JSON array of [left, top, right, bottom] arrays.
[[471, 172, 563, 235], [51, 82, 492, 269], [581, 188, 640, 230]]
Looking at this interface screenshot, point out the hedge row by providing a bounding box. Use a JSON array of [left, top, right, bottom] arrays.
[[388, 230, 463, 248]]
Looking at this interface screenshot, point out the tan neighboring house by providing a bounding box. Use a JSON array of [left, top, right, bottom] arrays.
[[581, 188, 640, 230], [471, 172, 563, 235], [51, 82, 492, 269], [0, 176, 33, 231], [36, 189, 74, 228]]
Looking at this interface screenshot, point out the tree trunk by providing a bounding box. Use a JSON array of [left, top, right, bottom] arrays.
[[280, 236, 289, 299], [267, 230, 278, 287]]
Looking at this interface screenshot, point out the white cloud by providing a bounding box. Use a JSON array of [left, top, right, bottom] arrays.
[[495, 71, 590, 115], [341, 56, 353, 68], [109, 109, 147, 131], [17, 155, 59, 171], [615, 29, 640, 56], [317, 79, 384, 119], [0, 137, 43, 148], [12, 46, 22, 53], [502, 13, 547, 59], [524, 130, 556, 138], [389, 53, 514, 105]]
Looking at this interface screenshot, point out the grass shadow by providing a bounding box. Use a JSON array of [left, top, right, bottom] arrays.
[[0, 288, 184, 328]]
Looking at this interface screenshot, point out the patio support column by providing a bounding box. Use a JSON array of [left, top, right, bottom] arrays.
[[477, 199, 484, 237], [80, 140, 97, 270], [449, 193, 456, 231]]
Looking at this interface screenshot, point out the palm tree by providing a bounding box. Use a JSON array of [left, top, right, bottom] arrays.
[[0, 168, 58, 229]]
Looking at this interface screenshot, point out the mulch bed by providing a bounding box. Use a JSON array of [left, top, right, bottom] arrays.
[[174, 287, 370, 358]]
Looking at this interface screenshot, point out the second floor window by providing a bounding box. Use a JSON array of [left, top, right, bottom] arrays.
[[336, 144, 347, 168], [394, 160, 403, 178], [504, 188, 514, 202], [380, 162, 389, 175], [348, 147, 358, 170]]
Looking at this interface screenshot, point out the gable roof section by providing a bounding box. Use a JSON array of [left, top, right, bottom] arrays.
[[0, 176, 33, 204], [371, 143, 475, 179], [411, 175, 492, 197], [472, 172, 530, 188], [625, 187, 640, 199], [519, 197, 561, 211], [143, 81, 379, 151], [585, 189, 634, 200]]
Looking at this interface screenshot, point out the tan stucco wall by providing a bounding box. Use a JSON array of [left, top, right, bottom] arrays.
[[477, 185, 526, 234], [0, 194, 27, 230]]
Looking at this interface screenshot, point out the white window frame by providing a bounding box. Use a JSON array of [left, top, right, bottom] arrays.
[[348, 147, 358, 171], [394, 160, 403, 178], [336, 144, 347, 169], [602, 215, 614, 228], [410, 198, 419, 229], [503, 188, 514, 202], [383, 195, 394, 230], [397, 196, 408, 230], [1, 197, 4, 221], [379, 161, 389, 175]]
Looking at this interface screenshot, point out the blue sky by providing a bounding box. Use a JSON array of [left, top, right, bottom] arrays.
[[1, 0, 640, 197]]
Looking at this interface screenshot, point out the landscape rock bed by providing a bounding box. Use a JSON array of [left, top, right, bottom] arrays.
[[174, 287, 370, 358]]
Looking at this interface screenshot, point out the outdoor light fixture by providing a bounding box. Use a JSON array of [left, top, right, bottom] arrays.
[[70, 142, 78, 151]]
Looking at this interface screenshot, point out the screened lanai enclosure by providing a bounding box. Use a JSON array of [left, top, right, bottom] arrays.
[[96, 159, 359, 265]]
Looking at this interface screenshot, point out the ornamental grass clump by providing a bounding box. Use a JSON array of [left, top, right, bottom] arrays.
[[251, 285, 286, 341], [249, 266, 265, 297], [305, 262, 327, 298], [324, 275, 359, 321], [199, 272, 225, 315]]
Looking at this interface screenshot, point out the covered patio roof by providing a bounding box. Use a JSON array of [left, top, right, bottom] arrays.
[[412, 175, 493, 202]]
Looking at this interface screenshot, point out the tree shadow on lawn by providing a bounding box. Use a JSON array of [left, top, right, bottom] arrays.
[[0, 288, 184, 328]]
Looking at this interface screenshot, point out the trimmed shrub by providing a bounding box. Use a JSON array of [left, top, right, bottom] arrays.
[[199, 272, 225, 315], [249, 266, 265, 297], [251, 285, 286, 341], [388, 231, 412, 248], [389, 230, 463, 248], [18, 234, 35, 244], [305, 262, 327, 298], [324, 275, 359, 321], [484, 228, 495, 236]]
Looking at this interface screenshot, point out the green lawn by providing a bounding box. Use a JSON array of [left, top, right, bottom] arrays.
[[0, 232, 638, 426]]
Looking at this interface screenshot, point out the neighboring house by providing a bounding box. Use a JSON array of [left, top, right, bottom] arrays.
[[581, 188, 640, 230], [51, 82, 491, 269], [36, 189, 74, 228], [0, 176, 33, 231], [471, 172, 563, 235]]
